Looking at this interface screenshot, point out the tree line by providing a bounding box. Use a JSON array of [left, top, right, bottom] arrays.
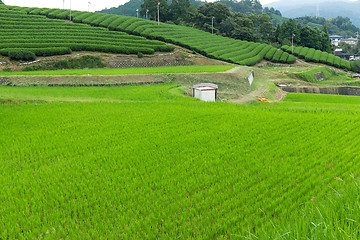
[[140, 0, 333, 53]]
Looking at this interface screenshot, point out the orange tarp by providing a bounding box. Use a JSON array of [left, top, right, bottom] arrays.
[[258, 97, 273, 103]]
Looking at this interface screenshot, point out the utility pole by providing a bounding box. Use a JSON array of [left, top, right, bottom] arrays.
[[292, 34, 295, 54], [157, 2, 160, 25], [136, 9, 139, 18], [88, 2, 91, 12], [69, 0, 72, 21], [146, 9, 149, 20], [63, 0, 65, 9], [211, 17, 215, 36]]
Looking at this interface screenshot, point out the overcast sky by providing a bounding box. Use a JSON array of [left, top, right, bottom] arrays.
[[3, 0, 280, 12]]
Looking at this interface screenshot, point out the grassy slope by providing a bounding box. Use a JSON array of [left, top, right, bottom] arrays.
[[0, 65, 234, 76], [1, 85, 360, 238]]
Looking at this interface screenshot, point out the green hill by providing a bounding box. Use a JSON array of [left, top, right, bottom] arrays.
[[7, 6, 293, 66], [0, 7, 173, 58]]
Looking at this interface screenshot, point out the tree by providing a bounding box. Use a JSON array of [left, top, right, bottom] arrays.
[[169, 0, 191, 23], [248, 13, 274, 42], [321, 23, 334, 53], [197, 3, 231, 25], [140, 0, 169, 22]]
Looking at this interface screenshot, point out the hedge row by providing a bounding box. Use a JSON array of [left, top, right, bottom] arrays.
[[0, 43, 155, 55], [0, 47, 72, 56], [14, 6, 294, 66], [282, 45, 353, 71]]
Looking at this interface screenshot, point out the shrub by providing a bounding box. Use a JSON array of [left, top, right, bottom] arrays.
[[334, 56, 341, 68], [351, 60, 360, 73], [8, 50, 36, 61], [319, 52, 329, 64], [287, 55, 296, 64], [137, 52, 143, 58], [312, 50, 322, 63], [326, 54, 335, 66], [280, 45, 290, 51], [265, 47, 277, 60], [305, 48, 315, 62], [298, 47, 309, 59], [293, 46, 302, 56], [280, 52, 289, 63], [271, 50, 283, 63]]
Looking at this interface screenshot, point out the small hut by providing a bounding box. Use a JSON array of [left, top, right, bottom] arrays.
[[192, 83, 218, 102]]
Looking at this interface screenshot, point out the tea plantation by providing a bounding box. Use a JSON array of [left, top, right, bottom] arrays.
[[4, 5, 295, 66], [0, 5, 173, 58]]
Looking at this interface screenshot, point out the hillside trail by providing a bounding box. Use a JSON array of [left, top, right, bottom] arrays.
[[223, 65, 287, 103]]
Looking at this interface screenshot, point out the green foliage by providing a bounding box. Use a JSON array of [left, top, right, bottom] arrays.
[[13, 6, 287, 66], [1, 85, 360, 238], [271, 50, 283, 63], [8, 50, 36, 61], [137, 52, 143, 58], [287, 54, 296, 64], [351, 60, 360, 73], [279, 51, 289, 63], [304, 48, 315, 62], [319, 52, 329, 64], [264, 47, 277, 60], [0, 8, 173, 57], [293, 67, 336, 82], [298, 47, 309, 59], [2, 65, 234, 76], [0, 47, 72, 57], [24, 55, 106, 71]]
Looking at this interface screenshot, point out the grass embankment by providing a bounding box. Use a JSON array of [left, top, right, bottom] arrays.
[[1, 85, 360, 238], [0, 65, 234, 76]]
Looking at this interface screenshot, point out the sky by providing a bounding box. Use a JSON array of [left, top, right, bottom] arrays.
[[3, 0, 281, 12]]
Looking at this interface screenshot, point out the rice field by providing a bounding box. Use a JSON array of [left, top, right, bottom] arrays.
[[1, 86, 359, 239]]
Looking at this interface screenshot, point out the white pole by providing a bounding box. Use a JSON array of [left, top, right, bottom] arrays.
[[146, 10, 148, 20], [292, 34, 295, 54], [69, 0, 72, 21], [157, 2, 160, 25], [63, 0, 65, 9], [212, 17, 215, 36], [136, 9, 139, 18]]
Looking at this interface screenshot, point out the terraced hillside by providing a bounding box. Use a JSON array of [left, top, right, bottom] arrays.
[[281, 45, 352, 71], [0, 7, 173, 58], [6, 5, 294, 66]]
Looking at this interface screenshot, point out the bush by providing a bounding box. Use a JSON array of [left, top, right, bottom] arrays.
[[319, 52, 329, 64], [23, 55, 106, 71], [305, 48, 315, 62], [265, 47, 277, 60], [137, 52, 143, 58], [351, 60, 360, 73], [298, 47, 309, 59], [8, 50, 36, 61], [287, 55, 296, 64], [280, 52, 289, 63], [293, 46, 302, 56], [271, 50, 283, 63], [326, 54, 335, 66], [312, 50, 322, 63]]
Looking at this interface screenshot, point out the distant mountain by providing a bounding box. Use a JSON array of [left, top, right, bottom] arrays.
[[264, 0, 360, 28]]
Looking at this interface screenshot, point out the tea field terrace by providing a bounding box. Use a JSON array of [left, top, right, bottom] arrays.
[[0, 6, 173, 58]]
